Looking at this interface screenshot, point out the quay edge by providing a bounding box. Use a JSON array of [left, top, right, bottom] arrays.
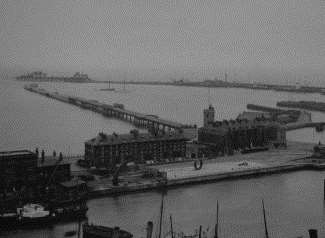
[[86, 161, 325, 199]]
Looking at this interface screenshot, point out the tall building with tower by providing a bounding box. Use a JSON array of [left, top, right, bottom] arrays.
[[198, 105, 286, 157], [203, 104, 215, 127]]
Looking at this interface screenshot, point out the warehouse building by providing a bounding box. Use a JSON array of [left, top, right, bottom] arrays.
[[84, 130, 188, 168], [198, 105, 286, 156], [0, 150, 71, 199], [0, 150, 38, 193]]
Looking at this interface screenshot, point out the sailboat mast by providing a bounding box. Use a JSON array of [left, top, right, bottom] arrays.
[[170, 215, 174, 238], [158, 193, 164, 238], [214, 201, 219, 238], [262, 199, 269, 238], [77, 215, 81, 238]]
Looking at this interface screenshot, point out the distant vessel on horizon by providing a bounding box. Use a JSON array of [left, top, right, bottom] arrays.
[[16, 71, 92, 83], [99, 81, 116, 91]]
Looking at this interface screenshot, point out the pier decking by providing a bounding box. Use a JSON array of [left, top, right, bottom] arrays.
[[24, 85, 191, 132]]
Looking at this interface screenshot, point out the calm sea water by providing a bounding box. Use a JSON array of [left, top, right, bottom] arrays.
[[1, 79, 325, 238]]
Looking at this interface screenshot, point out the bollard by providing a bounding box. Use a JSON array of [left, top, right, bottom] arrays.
[[53, 150, 56, 157], [146, 221, 153, 238], [308, 229, 318, 238]]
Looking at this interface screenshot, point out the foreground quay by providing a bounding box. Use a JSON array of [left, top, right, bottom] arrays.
[[79, 141, 325, 198]]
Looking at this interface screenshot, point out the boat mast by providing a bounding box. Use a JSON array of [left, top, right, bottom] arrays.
[[170, 215, 174, 238], [198, 225, 202, 238], [158, 193, 164, 238], [77, 215, 81, 238], [262, 199, 269, 238], [214, 200, 219, 238]]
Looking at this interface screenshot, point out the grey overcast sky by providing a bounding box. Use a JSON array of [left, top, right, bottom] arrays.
[[1, 0, 325, 84]]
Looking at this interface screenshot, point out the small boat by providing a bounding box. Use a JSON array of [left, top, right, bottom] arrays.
[[16, 203, 54, 227], [100, 88, 115, 91], [83, 223, 133, 238], [241, 146, 268, 154], [0, 199, 88, 230], [18, 203, 50, 218], [64, 230, 77, 237]]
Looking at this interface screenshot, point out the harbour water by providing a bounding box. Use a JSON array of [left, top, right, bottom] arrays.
[[1, 79, 325, 237]]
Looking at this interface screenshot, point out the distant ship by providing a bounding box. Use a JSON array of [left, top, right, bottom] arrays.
[[16, 71, 92, 83], [99, 81, 115, 91]]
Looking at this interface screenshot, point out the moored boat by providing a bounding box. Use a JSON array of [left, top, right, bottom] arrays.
[[83, 223, 133, 238], [241, 146, 269, 154], [0, 200, 88, 230], [14, 203, 54, 227]]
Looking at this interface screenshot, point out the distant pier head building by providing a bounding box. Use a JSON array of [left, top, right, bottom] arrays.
[[16, 71, 92, 82], [84, 130, 188, 168], [198, 105, 286, 156]]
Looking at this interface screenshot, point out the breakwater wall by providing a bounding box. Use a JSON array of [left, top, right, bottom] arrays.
[[111, 80, 325, 94], [246, 104, 299, 114], [277, 101, 325, 112]]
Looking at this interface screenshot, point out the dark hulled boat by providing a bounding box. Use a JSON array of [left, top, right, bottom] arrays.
[[241, 146, 269, 154], [83, 224, 133, 238]]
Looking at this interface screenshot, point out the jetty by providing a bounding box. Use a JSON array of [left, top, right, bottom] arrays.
[[277, 101, 325, 112], [246, 104, 300, 114], [24, 84, 194, 133]]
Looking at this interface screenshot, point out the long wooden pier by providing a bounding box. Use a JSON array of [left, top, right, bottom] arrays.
[[24, 85, 193, 133]]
